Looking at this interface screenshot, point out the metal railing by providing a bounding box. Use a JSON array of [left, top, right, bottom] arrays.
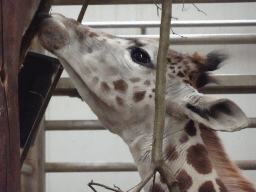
[[83, 20, 256, 28], [45, 160, 256, 172], [53, 0, 256, 5]]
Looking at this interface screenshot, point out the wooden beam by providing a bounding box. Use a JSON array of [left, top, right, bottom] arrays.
[[0, 0, 32, 191], [53, 0, 256, 5]]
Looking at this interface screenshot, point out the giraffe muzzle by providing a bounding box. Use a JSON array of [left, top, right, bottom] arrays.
[[37, 13, 70, 53]]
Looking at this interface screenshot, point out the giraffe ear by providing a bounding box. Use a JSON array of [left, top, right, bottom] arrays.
[[184, 96, 250, 132]]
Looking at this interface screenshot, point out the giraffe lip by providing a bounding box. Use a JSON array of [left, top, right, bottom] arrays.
[[38, 15, 70, 52]]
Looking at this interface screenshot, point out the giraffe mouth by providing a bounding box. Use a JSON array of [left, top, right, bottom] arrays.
[[37, 13, 71, 53]]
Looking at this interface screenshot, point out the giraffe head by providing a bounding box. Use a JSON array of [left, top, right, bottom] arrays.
[[37, 13, 249, 140]]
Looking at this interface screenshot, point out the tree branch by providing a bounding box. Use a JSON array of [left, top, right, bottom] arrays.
[[151, 0, 180, 192], [132, 169, 155, 192], [88, 181, 124, 192], [191, 3, 207, 15]]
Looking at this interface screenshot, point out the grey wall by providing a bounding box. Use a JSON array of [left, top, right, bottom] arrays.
[[45, 3, 256, 191]]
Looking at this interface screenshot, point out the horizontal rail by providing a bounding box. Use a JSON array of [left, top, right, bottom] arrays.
[[45, 160, 256, 172], [45, 118, 256, 131], [54, 75, 256, 97], [118, 33, 256, 45], [45, 120, 105, 130], [236, 160, 256, 170], [84, 20, 256, 28], [53, 0, 256, 5], [45, 162, 137, 172]]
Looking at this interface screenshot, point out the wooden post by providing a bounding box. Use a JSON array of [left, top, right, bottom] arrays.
[[0, 0, 32, 191]]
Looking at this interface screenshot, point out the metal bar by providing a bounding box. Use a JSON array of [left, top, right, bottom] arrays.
[[236, 160, 256, 170], [53, 0, 256, 5], [45, 160, 256, 172], [45, 162, 137, 172], [54, 75, 256, 97], [77, 0, 90, 23], [45, 118, 256, 131], [45, 120, 105, 130], [118, 33, 256, 45], [83, 20, 256, 28], [38, 120, 46, 192]]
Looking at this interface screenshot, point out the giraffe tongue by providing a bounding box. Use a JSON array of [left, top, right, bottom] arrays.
[[184, 96, 250, 132]]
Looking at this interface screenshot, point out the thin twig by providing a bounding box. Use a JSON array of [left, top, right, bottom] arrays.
[[191, 3, 207, 15], [132, 169, 155, 192], [88, 181, 124, 192], [170, 27, 186, 38], [182, 0, 190, 12], [153, 0, 162, 16]]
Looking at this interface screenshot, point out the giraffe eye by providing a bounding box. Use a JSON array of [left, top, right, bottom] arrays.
[[129, 47, 153, 68]]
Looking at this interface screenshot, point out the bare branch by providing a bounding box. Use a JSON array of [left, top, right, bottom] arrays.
[[151, 0, 180, 192], [191, 3, 207, 15], [153, 0, 162, 16], [132, 169, 155, 192], [88, 181, 124, 192], [170, 27, 186, 38]]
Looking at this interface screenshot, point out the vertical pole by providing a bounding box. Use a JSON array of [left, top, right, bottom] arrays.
[[38, 120, 46, 192], [0, 0, 32, 191]]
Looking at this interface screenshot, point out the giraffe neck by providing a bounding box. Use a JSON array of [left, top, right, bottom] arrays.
[[126, 117, 227, 192]]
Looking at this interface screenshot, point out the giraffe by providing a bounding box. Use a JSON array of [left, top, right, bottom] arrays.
[[37, 13, 256, 192]]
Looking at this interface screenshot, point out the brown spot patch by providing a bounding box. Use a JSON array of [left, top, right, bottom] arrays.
[[113, 79, 128, 93], [144, 80, 151, 86], [92, 77, 99, 84], [101, 82, 110, 93], [172, 70, 176, 73], [187, 144, 212, 174], [89, 32, 99, 38], [130, 77, 141, 83], [183, 79, 190, 84], [185, 120, 197, 136], [149, 184, 165, 192], [115, 96, 125, 106], [167, 74, 174, 78], [133, 91, 146, 102], [152, 88, 155, 92], [105, 66, 119, 76], [199, 181, 216, 192], [216, 179, 228, 192], [175, 55, 183, 63], [180, 134, 189, 144], [177, 71, 185, 78], [176, 169, 192, 192]]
